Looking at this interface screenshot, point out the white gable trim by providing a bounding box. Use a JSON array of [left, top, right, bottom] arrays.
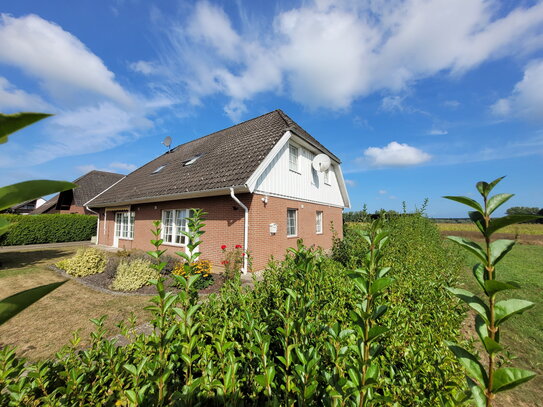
[[335, 164, 351, 208], [246, 130, 292, 192]]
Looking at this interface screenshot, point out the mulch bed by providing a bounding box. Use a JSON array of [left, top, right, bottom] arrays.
[[52, 265, 226, 297]]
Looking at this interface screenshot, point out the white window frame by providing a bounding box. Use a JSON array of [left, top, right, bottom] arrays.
[[161, 209, 193, 246], [115, 211, 135, 240], [287, 208, 298, 237], [316, 211, 323, 234], [324, 169, 330, 185], [289, 143, 300, 173]]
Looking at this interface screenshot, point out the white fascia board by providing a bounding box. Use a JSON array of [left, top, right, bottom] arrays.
[[84, 176, 126, 207], [289, 133, 340, 164], [246, 130, 292, 192], [335, 164, 351, 208]]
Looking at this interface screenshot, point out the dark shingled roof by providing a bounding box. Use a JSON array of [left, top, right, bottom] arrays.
[[88, 110, 339, 207], [31, 170, 124, 214]]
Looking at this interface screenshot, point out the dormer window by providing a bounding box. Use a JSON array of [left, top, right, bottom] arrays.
[[289, 144, 299, 172], [152, 165, 165, 174], [183, 154, 202, 166]]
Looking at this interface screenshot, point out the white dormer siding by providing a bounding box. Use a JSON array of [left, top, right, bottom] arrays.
[[253, 140, 345, 207]]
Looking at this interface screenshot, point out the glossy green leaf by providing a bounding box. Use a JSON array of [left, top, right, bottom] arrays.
[[369, 277, 394, 295], [447, 236, 486, 263], [472, 264, 486, 292], [482, 337, 503, 354], [490, 239, 515, 266], [469, 211, 486, 235], [0, 180, 76, 211], [446, 342, 488, 387], [0, 281, 67, 325], [466, 376, 487, 407], [447, 287, 490, 324], [484, 280, 520, 297], [367, 326, 389, 342], [494, 299, 534, 326], [443, 195, 483, 213], [487, 193, 514, 215], [476, 177, 504, 198], [0, 112, 52, 143], [492, 367, 535, 393], [0, 217, 14, 237], [487, 215, 542, 236]]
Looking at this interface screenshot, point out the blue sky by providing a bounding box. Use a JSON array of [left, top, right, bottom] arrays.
[[1, 0, 542, 217]]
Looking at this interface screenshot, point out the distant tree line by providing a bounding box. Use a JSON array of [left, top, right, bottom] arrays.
[[505, 206, 543, 223]]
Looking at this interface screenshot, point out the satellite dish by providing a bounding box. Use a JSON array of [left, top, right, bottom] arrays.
[[312, 154, 331, 172], [162, 136, 172, 148]]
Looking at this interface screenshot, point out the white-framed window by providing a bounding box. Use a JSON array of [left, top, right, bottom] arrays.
[[324, 169, 330, 185], [161, 209, 193, 245], [316, 211, 323, 234], [287, 208, 297, 237], [115, 211, 135, 239], [289, 144, 299, 172]]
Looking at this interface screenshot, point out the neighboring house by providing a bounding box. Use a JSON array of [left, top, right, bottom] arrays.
[[2, 198, 46, 214], [87, 110, 350, 271], [31, 170, 124, 215]]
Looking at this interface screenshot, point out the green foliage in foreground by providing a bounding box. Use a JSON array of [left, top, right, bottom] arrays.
[[0, 214, 97, 246], [0, 214, 468, 406], [444, 177, 538, 406]]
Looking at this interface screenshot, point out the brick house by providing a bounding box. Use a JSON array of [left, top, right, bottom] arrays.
[[86, 110, 350, 271], [31, 170, 124, 215]]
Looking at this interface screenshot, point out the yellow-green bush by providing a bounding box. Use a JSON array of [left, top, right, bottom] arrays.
[[55, 247, 106, 277], [111, 258, 159, 291]]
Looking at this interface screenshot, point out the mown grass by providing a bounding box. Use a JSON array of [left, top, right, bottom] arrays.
[[437, 222, 543, 235], [0, 246, 152, 360], [460, 244, 543, 407]]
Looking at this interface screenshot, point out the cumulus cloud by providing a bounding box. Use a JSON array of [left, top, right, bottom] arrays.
[[153, 0, 543, 119], [0, 13, 133, 106], [129, 60, 159, 75], [77, 161, 137, 174], [0, 76, 50, 111], [362, 142, 431, 168], [110, 162, 137, 172], [491, 59, 543, 120]]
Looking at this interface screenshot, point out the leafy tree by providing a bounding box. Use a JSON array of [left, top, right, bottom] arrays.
[[505, 206, 541, 223]]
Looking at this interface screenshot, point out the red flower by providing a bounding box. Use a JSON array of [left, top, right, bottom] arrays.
[[221, 244, 227, 250], [235, 244, 242, 249]]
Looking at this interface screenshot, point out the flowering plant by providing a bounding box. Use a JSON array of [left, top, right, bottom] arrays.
[[172, 259, 213, 290], [220, 244, 245, 280]]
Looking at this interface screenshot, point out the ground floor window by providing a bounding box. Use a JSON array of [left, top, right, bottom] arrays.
[[162, 209, 194, 245], [115, 211, 134, 239], [316, 211, 323, 234], [287, 208, 297, 237]]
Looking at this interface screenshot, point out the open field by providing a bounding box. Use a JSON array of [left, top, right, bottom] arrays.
[[460, 244, 543, 407], [0, 246, 152, 360], [437, 222, 543, 235]]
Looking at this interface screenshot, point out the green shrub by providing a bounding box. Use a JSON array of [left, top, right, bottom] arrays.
[[0, 214, 96, 246], [56, 247, 106, 277], [111, 258, 159, 291]]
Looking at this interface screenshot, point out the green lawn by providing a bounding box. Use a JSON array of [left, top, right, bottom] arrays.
[[0, 246, 152, 360], [460, 244, 542, 407]]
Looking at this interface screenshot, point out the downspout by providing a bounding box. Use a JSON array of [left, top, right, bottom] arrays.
[[229, 187, 248, 274], [86, 206, 100, 245]]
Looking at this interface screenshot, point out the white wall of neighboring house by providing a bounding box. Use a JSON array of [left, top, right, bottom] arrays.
[[35, 198, 46, 208], [253, 139, 346, 207]]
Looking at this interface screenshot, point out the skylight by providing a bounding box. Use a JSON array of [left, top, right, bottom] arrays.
[[183, 154, 202, 166], [152, 165, 165, 174]]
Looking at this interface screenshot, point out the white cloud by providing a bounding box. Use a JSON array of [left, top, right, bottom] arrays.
[[427, 128, 448, 135], [362, 141, 431, 167], [110, 162, 137, 172], [344, 179, 356, 187], [0, 76, 50, 111], [129, 60, 159, 75], [491, 59, 543, 120], [0, 14, 133, 106], [378, 189, 387, 195], [443, 100, 460, 109], [153, 0, 543, 119]]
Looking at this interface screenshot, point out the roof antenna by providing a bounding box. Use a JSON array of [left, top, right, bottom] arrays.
[[162, 136, 172, 153]]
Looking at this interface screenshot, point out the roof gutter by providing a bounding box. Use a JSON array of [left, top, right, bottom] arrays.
[[229, 187, 248, 274]]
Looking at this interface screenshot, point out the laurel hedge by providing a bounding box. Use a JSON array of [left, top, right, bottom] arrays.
[[0, 214, 97, 246]]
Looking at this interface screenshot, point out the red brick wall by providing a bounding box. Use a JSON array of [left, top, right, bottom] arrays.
[[97, 193, 343, 271], [59, 205, 91, 215]]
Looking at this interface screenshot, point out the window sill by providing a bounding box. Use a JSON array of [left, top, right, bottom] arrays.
[[287, 235, 298, 238], [162, 242, 187, 248], [118, 237, 134, 241], [316, 232, 323, 235]]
